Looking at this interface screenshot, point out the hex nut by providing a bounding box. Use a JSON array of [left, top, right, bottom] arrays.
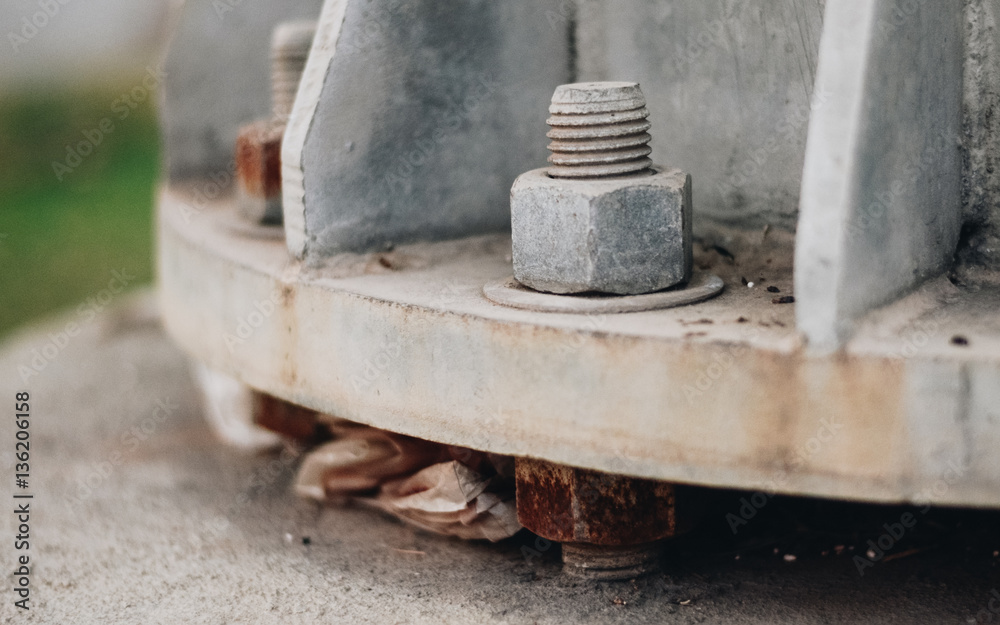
[[515, 458, 680, 546], [510, 166, 692, 295], [235, 120, 284, 224], [250, 391, 330, 445]]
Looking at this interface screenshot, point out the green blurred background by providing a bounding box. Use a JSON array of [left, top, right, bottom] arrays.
[[0, 79, 160, 338]]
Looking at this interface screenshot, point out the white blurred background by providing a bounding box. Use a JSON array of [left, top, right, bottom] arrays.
[[1, 0, 177, 87]]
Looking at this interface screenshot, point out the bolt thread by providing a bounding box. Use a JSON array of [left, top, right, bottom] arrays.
[[271, 21, 317, 123], [561, 542, 663, 580], [546, 82, 653, 179]]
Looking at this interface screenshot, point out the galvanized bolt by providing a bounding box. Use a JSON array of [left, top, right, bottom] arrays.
[[546, 81, 653, 179], [271, 21, 317, 123], [510, 81, 693, 295], [235, 21, 316, 225]]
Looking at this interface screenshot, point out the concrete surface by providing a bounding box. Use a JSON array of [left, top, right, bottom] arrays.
[[795, 0, 965, 350], [282, 0, 571, 258], [158, 186, 1000, 507], [1, 293, 999, 623]]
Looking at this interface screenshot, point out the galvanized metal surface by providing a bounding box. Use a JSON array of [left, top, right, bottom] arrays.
[[796, 0, 965, 350], [510, 166, 693, 295], [281, 0, 572, 258], [545, 82, 654, 179], [158, 186, 1000, 508], [576, 0, 825, 231], [482, 273, 723, 314]]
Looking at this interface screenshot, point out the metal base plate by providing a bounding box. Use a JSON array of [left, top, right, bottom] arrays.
[[157, 186, 1000, 508]]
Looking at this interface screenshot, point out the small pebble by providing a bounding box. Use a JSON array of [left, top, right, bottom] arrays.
[[767, 286, 780, 293], [951, 335, 970, 346]]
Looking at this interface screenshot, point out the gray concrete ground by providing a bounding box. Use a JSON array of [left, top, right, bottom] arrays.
[[0, 293, 998, 624]]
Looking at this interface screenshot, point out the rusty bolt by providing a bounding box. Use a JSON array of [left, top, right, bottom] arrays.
[[250, 391, 329, 445], [236, 121, 285, 224], [516, 457, 689, 579], [235, 21, 316, 225]]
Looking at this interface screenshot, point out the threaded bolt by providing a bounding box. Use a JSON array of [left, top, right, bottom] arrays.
[[546, 81, 653, 179], [561, 542, 663, 581], [271, 21, 317, 123]]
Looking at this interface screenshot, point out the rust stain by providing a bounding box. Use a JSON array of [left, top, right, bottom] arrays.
[[235, 120, 284, 198], [278, 283, 299, 388]]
